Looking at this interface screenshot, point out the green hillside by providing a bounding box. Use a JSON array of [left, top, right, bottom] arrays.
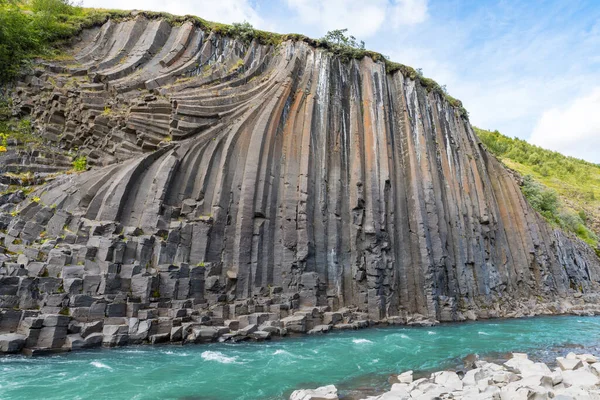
[[475, 127, 600, 252]]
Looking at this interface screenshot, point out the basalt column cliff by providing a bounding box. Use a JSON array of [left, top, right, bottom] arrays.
[[1, 17, 599, 351]]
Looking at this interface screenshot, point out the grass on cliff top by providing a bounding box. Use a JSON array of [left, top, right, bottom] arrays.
[[0, 1, 468, 119], [475, 127, 600, 252]]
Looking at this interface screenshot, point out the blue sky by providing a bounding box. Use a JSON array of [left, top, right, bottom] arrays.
[[82, 0, 600, 163]]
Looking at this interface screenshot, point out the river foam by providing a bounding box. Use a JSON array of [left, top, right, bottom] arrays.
[[352, 338, 373, 344], [90, 361, 112, 370], [201, 351, 239, 364]]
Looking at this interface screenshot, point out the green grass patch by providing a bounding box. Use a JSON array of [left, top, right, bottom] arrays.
[[71, 155, 87, 171], [475, 127, 600, 250], [0, 105, 43, 148]]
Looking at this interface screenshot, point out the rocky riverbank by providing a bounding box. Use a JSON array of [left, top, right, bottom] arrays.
[[2, 294, 600, 356], [0, 303, 434, 355], [291, 352, 600, 399]]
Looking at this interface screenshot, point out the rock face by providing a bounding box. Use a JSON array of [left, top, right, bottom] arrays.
[[1, 15, 600, 352]]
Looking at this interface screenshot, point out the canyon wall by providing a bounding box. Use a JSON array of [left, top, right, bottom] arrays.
[[2, 16, 599, 333]]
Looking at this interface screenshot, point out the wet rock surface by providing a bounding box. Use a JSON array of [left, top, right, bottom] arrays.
[[1, 16, 600, 355]]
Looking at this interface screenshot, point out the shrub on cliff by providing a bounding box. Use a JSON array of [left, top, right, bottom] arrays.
[[72, 155, 87, 172], [0, 0, 80, 83], [319, 29, 366, 62], [522, 176, 559, 219], [0, 1, 41, 83]]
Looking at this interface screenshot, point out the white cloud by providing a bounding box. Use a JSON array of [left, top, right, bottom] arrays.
[[378, 1, 600, 165], [530, 88, 600, 163], [389, 0, 428, 27], [82, 0, 266, 28], [286, 0, 386, 37], [285, 0, 427, 38]]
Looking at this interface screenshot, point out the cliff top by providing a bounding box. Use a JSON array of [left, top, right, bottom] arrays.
[[0, 1, 468, 118]]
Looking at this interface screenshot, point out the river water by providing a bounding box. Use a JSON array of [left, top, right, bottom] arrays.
[[1, 315, 600, 399]]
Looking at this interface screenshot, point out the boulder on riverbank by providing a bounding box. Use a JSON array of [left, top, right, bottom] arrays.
[[290, 385, 339, 400], [291, 352, 600, 400], [0, 333, 26, 353]]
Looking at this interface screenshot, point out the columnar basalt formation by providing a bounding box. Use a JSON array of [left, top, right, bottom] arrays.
[[1, 16, 599, 353]]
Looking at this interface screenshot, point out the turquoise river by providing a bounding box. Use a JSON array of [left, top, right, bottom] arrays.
[[2, 315, 600, 399]]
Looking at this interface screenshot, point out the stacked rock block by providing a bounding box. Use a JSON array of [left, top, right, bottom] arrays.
[[1, 16, 600, 353]]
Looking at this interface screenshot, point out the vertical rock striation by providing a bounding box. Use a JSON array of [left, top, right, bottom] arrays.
[[1, 16, 599, 335]]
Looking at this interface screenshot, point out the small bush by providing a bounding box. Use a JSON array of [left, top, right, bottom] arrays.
[[319, 28, 366, 62], [321, 29, 365, 49], [228, 21, 255, 44], [72, 155, 87, 171], [521, 176, 560, 219]]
